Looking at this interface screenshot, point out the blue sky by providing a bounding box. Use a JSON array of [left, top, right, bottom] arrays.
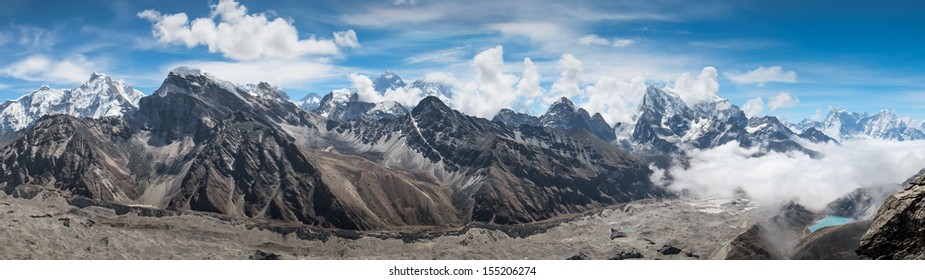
[[0, 0, 923, 123]]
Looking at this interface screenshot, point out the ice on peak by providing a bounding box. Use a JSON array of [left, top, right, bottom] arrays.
[[38, 85, 53, 91], [550, 96, 575, 109], [169, 66, 204, 78]]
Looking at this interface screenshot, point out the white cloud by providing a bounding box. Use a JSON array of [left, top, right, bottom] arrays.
[[393, 0, 419, 5], [138, 0, 344, 61], [15, 26, 56, 49], [669, 66, 720, 106], [768, 91, 799, 111], [579, 34, 634, 47], [612, 39, 634, 47], [165, 59, 338, 88], [725, 66, 797, 85], [582, 76, 647, 124], [810, 108, 825, 121], [383, 86, 425, 108], [515, 58, 543, 98], [403, 46, 469, 65], [341, 6, 445, 28], [550, 53, 583, 101], [333, 29, 361, 48], [579, 34, 609, 46], [663, 139, 925, 210], [423, 71, 457, 84], [0, 83, 9, 90], [348, 73, 380, 103], [486, 22, 568, 43], [742, 97, 764, 118], [452, 46, 518, 118], [2, 55, 97, 84], [348, 73, 428, 108]]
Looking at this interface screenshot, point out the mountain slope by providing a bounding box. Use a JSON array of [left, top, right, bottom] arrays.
[[325, 96, 668, 224]]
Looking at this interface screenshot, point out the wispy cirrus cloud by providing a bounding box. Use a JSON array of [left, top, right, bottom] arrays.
[[725, 65, 797, 85]]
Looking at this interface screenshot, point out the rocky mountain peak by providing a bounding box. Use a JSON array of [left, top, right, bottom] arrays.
[[373, 70, 407, 94]]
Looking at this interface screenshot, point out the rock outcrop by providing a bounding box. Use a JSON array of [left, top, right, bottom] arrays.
[[858, 174, 925, 259]]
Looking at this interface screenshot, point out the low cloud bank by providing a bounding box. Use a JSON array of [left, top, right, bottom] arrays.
[[657, 139, 925, 210]]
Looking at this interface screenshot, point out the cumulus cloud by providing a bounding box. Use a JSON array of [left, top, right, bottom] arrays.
[[661, 139, 925, 210], [768, 91, 799, 111], [742, 97, 764, 118], [347, 73, 427, 107], [550, 53, 583, 101], [669, 66, 720, 106], [348, 73, 380, 103], [725, 66, 797, 85], [579, 34, 634, 47], [138, 0, 346, 61], [453, 46, 518, 118], [582, 76, 647, 124], [333, 29, 360, 48], [516, 58, 543, 98], [2, 55, 98, 84]]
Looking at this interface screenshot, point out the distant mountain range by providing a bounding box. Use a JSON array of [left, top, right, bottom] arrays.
[[0, 72, 144, 133]]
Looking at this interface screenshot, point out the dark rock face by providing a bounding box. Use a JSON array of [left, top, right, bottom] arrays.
[[567, 252, 590, 260], [799, 127, 837, 144], [539, 97, 616, 143], [610, 228, 627, 239], [824, 187, 891, 219], [0, 115, 137, 201], [747, 116, 820, 157], [330, 96, 668, 225], [134, 70, 307, 144], [166, 112, 334, 226], [717, 202, 820, 260], [610, 249, 643, 260], [789, 220, 871, 260], [858, 174, 925, 259], [717, 224, 784, 260], [658, 245, 682, 255], [491, 109, 540, 127], [249, 250, 281, 260]]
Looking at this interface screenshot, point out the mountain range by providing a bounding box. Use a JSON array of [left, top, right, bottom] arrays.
[[1, 68, 924, 236]]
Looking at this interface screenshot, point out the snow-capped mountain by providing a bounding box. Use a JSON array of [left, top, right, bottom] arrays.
[[311, 71, 454, 123], [794, 108, 925, 141], [373, 70, 406, 94], [293, 93, 322, 111], [0, 72, 145, 132], [312, 89, 408, 122], [630, 85, 819, 157], [409, 80, 453, 100]]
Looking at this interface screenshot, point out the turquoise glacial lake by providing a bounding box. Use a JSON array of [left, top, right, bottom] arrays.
[[807, 215, 855, 232]]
